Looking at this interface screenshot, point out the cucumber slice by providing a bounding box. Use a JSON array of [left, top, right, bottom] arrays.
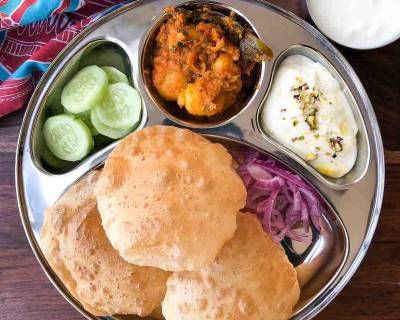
[[91, 108, 133, 139], [102, 66, 129, 84], [79, 110, 99, 136], [61, 65, 108, 113], [43, 114, 94, 161], [96, 83, 141, 129], [40, 141, 72, 170], [64, 108, 99, 136]]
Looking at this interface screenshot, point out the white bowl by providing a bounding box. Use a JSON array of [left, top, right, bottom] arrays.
[[306, 0, 400, 50]]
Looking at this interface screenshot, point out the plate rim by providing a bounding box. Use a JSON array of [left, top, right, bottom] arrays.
[[15, 0, 385, 319]]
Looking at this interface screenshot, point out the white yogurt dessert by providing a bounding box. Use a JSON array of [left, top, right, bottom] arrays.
[[307, 0, 400, 49], [260, 55, 358, 178]]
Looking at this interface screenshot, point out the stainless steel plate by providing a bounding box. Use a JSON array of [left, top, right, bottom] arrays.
[[15, 1, 384, 319]]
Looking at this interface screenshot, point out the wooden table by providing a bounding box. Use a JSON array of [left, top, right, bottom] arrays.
[[0, 1, 399, 319]]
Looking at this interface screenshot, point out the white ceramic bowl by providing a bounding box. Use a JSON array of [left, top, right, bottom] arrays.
[[306, 0, 400, 50]]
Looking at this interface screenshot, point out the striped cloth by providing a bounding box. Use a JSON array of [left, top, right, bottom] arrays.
[[0, 0, 131, 117]]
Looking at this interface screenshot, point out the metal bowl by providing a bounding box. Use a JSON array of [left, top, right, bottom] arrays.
[[15, 0, 385, 319], [256, 45, 370, 189], [30, 39, 145, 175], [139, 1, 264, 129]]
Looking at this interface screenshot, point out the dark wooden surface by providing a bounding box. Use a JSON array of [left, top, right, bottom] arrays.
[[0, 1, 399, 319]]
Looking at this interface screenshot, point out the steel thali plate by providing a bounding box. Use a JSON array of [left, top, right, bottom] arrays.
[[15, 0, 384, 319]]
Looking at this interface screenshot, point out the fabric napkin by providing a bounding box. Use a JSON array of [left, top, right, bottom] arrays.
[[0, 0, 132, 117]]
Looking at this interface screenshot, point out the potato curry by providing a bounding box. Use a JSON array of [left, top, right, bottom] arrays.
[[151, 7, 272, 117]]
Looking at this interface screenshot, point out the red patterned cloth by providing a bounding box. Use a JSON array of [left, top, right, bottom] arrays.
[[0, 0, 127, 117]]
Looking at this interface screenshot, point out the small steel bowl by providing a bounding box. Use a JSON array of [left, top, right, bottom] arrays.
[[139, 0, 264, 129]]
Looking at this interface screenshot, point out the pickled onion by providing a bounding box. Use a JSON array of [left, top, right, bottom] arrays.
[[231, 150, 323, 243]]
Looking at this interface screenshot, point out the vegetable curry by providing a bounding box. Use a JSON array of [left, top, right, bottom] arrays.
[[151, 6, 272, 117]]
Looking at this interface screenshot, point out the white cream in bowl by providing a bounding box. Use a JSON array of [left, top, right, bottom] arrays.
[[307, 0, 400, 49], [260, 55, 358, 178]]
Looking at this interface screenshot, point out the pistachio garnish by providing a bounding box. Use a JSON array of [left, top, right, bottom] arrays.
[[305, 153, 318, 161], [329, 136, 343, 153], [292, 135, 305, 142], [291, 77, 323, 130], [306, 115, 317, 130]]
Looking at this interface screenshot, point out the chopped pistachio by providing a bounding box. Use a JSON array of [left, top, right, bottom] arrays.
[[334, 143, 342, 152], [306, 115, 318, 130], [291, 77, 325, 132], [305, 153, 318, 161], [292, 119, 299, 126], [329, 137, 343, 152], [306, 107, 316, 116]]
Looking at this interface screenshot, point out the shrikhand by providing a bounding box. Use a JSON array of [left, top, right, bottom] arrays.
[[260, 55, 358, 178]]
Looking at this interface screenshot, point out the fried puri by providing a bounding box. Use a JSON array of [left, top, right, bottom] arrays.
[[162, 213, 300, 320], [95, 126, 247, 271], [40, 171, 170, 316]]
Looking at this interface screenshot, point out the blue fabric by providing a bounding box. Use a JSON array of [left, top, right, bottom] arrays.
[[0, 1, 132, 81], [0, 0, 22, 15], [0, 0, 85, 27], [11, 60, 49, 78]]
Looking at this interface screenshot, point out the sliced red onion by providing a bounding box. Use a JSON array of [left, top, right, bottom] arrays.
[[254, 175, 285, 190], [231, 149, 323, 243]]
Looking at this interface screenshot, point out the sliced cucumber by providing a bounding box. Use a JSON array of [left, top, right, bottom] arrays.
[[40, 141, 72, 170], [91, 107, 133, 139], [79, 110, 99, 136], [102, 66, 129, 84], [43, 114, 94, 161], [96, 83, 141, 129], [61, 65, 108, 114], [64, 108, 99, 136]]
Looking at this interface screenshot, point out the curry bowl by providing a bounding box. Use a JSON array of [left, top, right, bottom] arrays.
[[139, 1, 265, 129]]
